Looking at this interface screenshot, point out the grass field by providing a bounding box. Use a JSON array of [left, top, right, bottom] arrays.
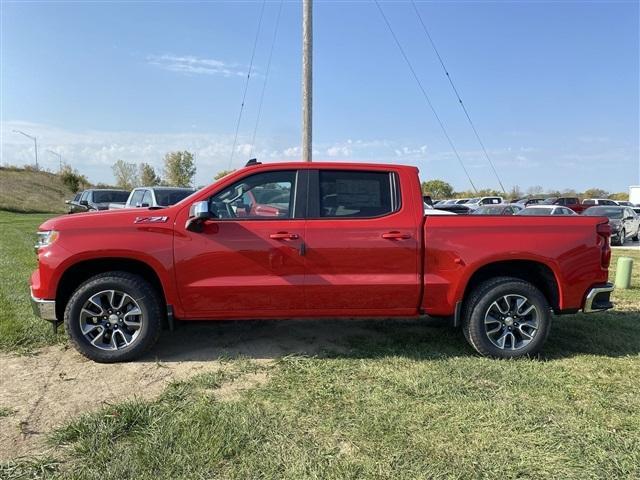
[[0, 168, 72, 214], [1, 211, 638, 479]]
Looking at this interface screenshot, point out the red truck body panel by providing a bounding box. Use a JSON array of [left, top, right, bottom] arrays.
[[31, 162, 610, 323]]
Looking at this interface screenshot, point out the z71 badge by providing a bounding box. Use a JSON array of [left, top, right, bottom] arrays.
[[134, 216, 169, 224]]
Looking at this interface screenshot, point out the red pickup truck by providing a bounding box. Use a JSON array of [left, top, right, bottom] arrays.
[[30, 162, 614, 362]]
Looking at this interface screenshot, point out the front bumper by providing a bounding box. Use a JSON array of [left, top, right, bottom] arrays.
[[30, 288, 57, 321], [583, 283, 614, 313]]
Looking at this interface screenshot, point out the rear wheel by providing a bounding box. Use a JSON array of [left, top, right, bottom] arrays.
[[462, 277, 551, 358], [614, 229, 625, 246], [632, 227, 639, 242], [64, 272, 162, 363]]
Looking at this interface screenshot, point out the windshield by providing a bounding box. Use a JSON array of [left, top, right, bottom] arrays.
[[154, 189, 194, 206], [473, 206, 503, 215], [93, 191, 129, 203], [519, 208, 552, 216], [583, 207, 624, 219]]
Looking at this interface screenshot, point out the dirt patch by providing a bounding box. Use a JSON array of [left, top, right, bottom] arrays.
[[0, 317, 402, 460]]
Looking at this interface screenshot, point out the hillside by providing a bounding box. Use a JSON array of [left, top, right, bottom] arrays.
[[0, 167, 73, 213]]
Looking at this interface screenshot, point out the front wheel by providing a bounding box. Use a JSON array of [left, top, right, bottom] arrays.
[[462, 277, 552, 359], [64, 272, 162, 362]]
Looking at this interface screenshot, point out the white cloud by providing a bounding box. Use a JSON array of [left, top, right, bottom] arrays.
[[147, 54, 247, 77]]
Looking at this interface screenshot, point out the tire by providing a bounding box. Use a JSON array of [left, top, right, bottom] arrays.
[[64, 272, 162, 363], [632, 227, 639, 242], [615, 229, 625, 246], [462, 277, 552, 359]]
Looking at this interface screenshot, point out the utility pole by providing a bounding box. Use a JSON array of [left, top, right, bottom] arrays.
[[13, 129, 38, 170], [302, 0, 312, 162], [47, 149, 63, 171]]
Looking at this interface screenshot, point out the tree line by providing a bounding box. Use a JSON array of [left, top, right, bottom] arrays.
[[421, 179, 630, 201]]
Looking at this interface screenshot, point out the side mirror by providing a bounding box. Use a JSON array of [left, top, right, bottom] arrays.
[[186, 201, 215, 232], [625, 216, 633, 220]]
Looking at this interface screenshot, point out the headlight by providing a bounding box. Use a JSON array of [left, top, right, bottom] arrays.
[[35, 230, 59, 252]]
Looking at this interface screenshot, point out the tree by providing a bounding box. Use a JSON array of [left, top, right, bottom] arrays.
[[214, 169, 234, 181], [609, 192, 629, 201], [112, 159, 139, 190], [583, 188, 609, 199], [421, 179, 454, 199], [139, 163, 161, 186], [59, 164, 89, 193], [164, 151, 196, 187], [526, 185, 544, 196], [508, 185, 523, 201]]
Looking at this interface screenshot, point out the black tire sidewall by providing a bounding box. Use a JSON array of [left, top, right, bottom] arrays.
[[466, 280, 551, 358], [64, 274, 161, 363]]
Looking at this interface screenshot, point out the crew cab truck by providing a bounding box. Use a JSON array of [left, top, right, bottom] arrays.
[[30, 162, 614, 362]]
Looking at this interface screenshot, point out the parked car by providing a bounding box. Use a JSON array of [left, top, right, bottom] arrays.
[[616, 201, 634, 207], [464, 196, 504, 211], [515, 198, 546, 206], [424, 203, 456, 215], [109, 187, 196, 210], [582, 198, 619, 206], [633, 207, 640, 216], [583, 206, 640, 245], [545, 197, 590, 214], [517, 205, 577, 216], [68, 189, 130, 213], [31, 161, 614, 362], [472, 204, 523, 215], [65, 193, 81, 213], [433, 203, 472, 214]]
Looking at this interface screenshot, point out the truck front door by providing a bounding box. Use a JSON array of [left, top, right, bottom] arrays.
[[173, 169, 306, 318]]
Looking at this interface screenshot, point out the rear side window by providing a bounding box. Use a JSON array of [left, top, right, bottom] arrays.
[[583, 199, 595, 205], [318, 170, 396, 218]]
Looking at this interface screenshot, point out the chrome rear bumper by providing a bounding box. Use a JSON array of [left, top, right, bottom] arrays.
[[583, 283, 614, 313], [30, 288, 57, 321]]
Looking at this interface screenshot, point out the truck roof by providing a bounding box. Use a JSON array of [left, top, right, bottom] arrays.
[[243, 161, 419, 172]]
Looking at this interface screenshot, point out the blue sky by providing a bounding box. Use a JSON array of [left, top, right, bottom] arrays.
[[1, 0, 638, 191]]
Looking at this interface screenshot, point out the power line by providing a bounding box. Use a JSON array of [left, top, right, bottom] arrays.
[[374, 0, 477, 193], [250, 0, 284, 159], [411, 0, 506, 194], [229, 0, 266, 169]]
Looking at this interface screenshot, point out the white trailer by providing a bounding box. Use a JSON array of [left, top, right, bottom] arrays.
[[630, 186, 640, 205]]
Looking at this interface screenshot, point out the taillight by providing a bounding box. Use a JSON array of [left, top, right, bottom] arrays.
[[597, 222, 611, 268]]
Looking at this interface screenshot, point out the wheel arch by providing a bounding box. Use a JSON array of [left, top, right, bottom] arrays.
[[461, 260, 561, 314], [55, 257, 167, 321]]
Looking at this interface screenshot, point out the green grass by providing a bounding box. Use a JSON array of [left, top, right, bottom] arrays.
[[0, 212, 64, 352], [1, 211, 638, 479]]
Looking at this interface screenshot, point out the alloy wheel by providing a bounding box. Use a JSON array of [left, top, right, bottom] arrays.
[[483, 294, 539, 351], [79, 290, 143, 351]]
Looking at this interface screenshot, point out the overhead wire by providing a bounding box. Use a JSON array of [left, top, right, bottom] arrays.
[[410, 0, 506, 193], [229, 0, 266, 169], [374, 0, 477, 193], [249, 0, 284, 159]]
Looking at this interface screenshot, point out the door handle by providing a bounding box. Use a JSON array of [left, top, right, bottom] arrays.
[[269, 232, 299, 240], [381, 231, 411, 240]]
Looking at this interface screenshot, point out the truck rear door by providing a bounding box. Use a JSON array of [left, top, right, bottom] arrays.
[[302, 168, 421, 313]]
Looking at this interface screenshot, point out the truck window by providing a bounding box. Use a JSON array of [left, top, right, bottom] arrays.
[[318, 170, 395, 218], [209, 170, 296, 219], [130, 190, 145, 206], [80, 191, 90, 203]]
